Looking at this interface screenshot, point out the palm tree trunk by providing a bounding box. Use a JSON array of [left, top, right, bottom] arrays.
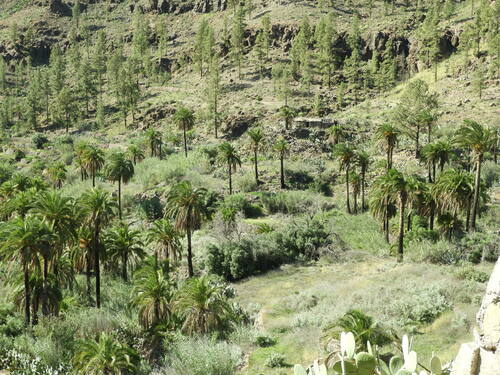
[[32, 294, 39, 326], [471, 157, 482, 231], [42, 255, 49, 316], [254, 148, 259, 184], [187, 227, 194, 277], [466, 198, 471, 232], [415, 124, 420, 158], [280, 155, 285, 189], [397, 195, 406, 262], [361, 172, 366, 211], [183, 124, 188, 157], [407, 212, 412, 231], [94, 222, 101, 308], [23, 263, 31, 326], [353, 191, 358, 214], [228, 164, 233, 195], [118, 179, 122, 220], [427, 124, 432, 144], [345, 166, 351, 214], [429, 204, 435, 230], [92, 172, 96, 188], [86, 249, 92, 303], [122, 252, 127, 282]]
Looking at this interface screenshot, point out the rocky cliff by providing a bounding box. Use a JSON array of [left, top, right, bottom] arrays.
[[451, 258, 500, 375]]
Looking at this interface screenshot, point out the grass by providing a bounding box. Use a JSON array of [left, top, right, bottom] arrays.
[[234, 258, 492, 374]]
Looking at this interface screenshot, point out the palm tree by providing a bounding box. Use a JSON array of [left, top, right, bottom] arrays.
[[144, 128, 162, 158], [333, 143, 356, 214], [147, 218, 182, 265], [356, 151, 370, 211], [72, 333, 140, 375], [375, 123, 399, 170], [421, 140, 453, 182], [217, 142, 242, 195], [273, 137, 289, 189], [384, 169, 410, 262], [174, 276, 235, 335], [327, 124, 345, 146], [247, 128, 264, 185], [80, 188, 117, 308], [45, 163, 67, 189], [132, 265, 174, 330], [349, 172, 362, 214], [127, 143, 145, 165], [33, 190, 77, 310], [454, 120, 495, 231], [81, 144, 105, 187], [0, 216, 54, 325], [173, 106, 195, 157], [104, 222, 145, 281], [415, 110, 436, 144], [165, 181, 207, 277], [431, 169, 474, 233], [75, 142, 90, 181], [104, 151, 134, 219], [279, 106, 296, 130]]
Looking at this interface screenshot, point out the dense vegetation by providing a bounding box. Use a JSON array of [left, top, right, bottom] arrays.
[[0, 0, 498, 374]]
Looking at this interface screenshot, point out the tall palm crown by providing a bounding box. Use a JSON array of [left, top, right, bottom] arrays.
[[104, 222, 145, 281], [173, 106, 195, 157], [147, 218, 182, 264], [165, 181, 207, 277], [333, 142, 356, 213], [45, 163, 67, 189], [72, 333, 140, 375], [127, 143, 145, 164], [454, 119, 495, 231], [132, 265, 174, 330], [279, 105, 296, 130], [80, 188, 117, 308], [217, 142, 242, 195], [247, 128, 264, 184], [175, 276, 235, 335], [81, 144, 105, 187], [356, 150, 370, 211], [104, 151, 134, 219], [375, 123, 399, 169], [421, 140, 453, 182], [144, 128, 162, 158]]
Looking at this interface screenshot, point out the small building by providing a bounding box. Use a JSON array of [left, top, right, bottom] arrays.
[[293, 117, 336, 129]]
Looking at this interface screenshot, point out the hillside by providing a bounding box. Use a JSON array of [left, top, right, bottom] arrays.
[[0, 0, 498, 374]]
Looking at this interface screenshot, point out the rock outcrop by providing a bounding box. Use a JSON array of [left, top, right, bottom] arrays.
[[451, 258, 500, 375]]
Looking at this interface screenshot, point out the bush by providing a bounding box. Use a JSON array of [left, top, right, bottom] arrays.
[[205, 240, 255, 281], [219, 194, 262, 218], [32, 134, 49, 149], [389, 286, 451, 326], [407, 240, 467, 265], [0, 162, 13, 184], [265, 353, 286, 368], [258, 191, 330, 215], [255, 335, 276, 347], [458, 232, 499, 263], [162, 337, 242, 375], [481, 160, 500, 188], [454, 265, 489, 283]]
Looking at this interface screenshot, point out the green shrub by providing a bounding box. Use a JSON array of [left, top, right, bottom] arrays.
[[219, 194, 262, 218], [265, 353, 286, 368], [32, 134, 49, 149], [459, 232, 499, 263], [0, 162, 13, 184], [162, 337, 242, 375], [389, 286, 451, 326], [481, 160, 500, 188], [255, 335, 276, 347], [407, 240, 467, 265], [454, 265, 489, 283]]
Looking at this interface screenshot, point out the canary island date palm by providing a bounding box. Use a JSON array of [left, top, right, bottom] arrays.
[[174, 275, 236, 335], [375, 123, 399, 170], [104, 151, 134, 219], [72, 333, 140, 375], [327, 124, 346, 146], [132, 265, 174, 330], [333, 143, 356, 214], [165, 181, 207, 277], [147, 218, 182, 265], [81, 144, 105, 187], [104, 222, 145, 281], [0, 216, 54, 325], [127, 143, 145, 165], [273, 137, 290, 189], [247, 128, 264, 185], [173, 106, 195, 157], [217, 142, 242, 195], [80, 188, 117, 308], [356, 150, 371, 211], [144, 128, 162, 158], [454, 120, 495, 231]]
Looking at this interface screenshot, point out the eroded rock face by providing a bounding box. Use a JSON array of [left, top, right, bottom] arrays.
[[451, 258, 500, 375]]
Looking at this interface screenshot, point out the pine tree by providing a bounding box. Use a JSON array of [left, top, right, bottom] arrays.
[[206, 57, 222, 138], [93, 31, 107, 99], [472, 65, 486, 98], [261, 15, 271, 58], [231, 7, 246, 80], [72, 1, 81, 30], [54, 86, 77, 133], [194, 19, 209, 77], [77, 57, 98, 116], [317, 17, 337, 87], [25, 69, 43, 129], [39, 67, 51, 123], [0, 56, 6, 91], [132, 10, 150, 58], [337, 82, 346, 107], [49, 46, 65, 94], [253, 32, 267, 77]]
